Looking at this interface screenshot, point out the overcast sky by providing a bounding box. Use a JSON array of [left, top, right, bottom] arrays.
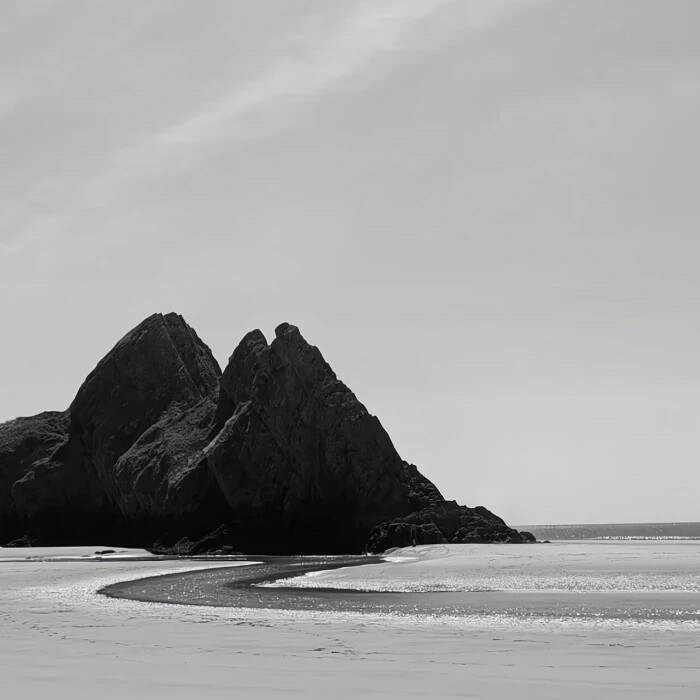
[[1, 0, 698, 525]]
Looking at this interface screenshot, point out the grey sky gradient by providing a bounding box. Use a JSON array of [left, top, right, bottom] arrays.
[[1, 0, 699, 525]]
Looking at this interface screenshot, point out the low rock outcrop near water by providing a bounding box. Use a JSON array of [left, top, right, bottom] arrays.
[[366, 502, 535, 552], [0, 314, 534, 553]]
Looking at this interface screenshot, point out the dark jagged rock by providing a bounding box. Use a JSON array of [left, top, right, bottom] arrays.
[[70, 311, 226, 543], [110, 397, 231, 542], [1, 313, 226, 546], [156, 525, 239, 556], [366, 502, 536, 553], [0, 410, 83, 543], [0, 314, 535, 552], [198, 322, 443, 553], [69, 312, 221, 503], [0, 412, 69, 524]]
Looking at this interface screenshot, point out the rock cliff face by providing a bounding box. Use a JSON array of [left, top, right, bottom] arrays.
[[198, 323, 442, 552], [0, 411, 72, 543], [67, 312, 228, 543], [0, 314, 534, 552]]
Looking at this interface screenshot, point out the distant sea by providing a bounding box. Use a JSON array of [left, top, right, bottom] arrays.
[[522, 521, 700, 541]]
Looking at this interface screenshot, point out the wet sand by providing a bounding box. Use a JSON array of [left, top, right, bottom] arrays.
[[2, 544, 700, 699], [100, 554, 700, 625], [100, 555, 383, 608]]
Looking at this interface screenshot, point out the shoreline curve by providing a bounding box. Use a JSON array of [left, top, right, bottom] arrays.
[[98, 555, 386, 610]]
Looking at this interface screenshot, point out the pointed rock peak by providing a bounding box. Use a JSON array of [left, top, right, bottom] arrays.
[[125, 311, 186, 329], [71, 311, 220, 420], [111, 312, 202, 348], [109, 312, 194, 354], [270, 323, 327, 375], [274, 322, 300, 340], [225, 329, 269, 368], [161, 312, 190, 336], [116, 312, 219, 378], [218, 329, 269, 409], [132, 311, 187, 336], [163, 311, 184, 323], [241, 328, 268, 349], [139, 312, 165, 325], [272, 323, 317, 354], [114, 312, 164, 343], [84, 313, 163, 372]]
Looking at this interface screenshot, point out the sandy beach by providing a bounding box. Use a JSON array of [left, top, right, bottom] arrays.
[[1, 542, 699, 699], [2, 1, 698, 696]]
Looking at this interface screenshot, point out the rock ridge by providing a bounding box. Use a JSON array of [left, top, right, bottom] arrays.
[[0, 314, 535, 552]]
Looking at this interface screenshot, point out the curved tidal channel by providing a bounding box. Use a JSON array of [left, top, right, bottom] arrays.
[[100, 556, 386, 611], [98, 555, 700, 625]]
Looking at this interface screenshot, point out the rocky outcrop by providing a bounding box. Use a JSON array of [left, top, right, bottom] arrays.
[[69, 312, 221, 503], [0, 314, 535, 552], [0, 313, 227, 545], [0, 411, 71, 540], [197, 323, 442, 552], [366, 502, 536, 552]]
